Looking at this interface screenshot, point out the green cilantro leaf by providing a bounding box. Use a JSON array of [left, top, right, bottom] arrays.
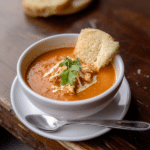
[[68, 70, 78, 85], [59, 57, 82, 85], [60, 69, 78, 86], [59, 57, 73, 68], [60, 70, 69, 85], [70, 65, 81, 72], [73, 58, 81, 65]]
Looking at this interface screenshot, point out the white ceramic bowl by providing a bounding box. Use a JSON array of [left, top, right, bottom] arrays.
[[17, 34, 124, 120]]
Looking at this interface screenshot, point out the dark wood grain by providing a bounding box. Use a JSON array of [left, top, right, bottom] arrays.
[[0, 0, 150, 149]]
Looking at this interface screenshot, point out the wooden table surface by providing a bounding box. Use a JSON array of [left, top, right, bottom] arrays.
[[0, 0, 150, 149]]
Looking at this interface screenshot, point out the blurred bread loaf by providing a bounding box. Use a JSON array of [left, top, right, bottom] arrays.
[[22, 0, 70, 17], [74, 28, 119, 70], [22, 0, 93, 17]]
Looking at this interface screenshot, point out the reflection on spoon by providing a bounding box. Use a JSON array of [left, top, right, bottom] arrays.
[[25, 114, 150, 132]]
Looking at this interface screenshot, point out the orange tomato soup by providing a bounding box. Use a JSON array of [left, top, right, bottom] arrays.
[[25, 47, 116, 101]]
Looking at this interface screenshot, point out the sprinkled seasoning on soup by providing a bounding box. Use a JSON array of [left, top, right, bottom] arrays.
[[25, 47, 116, 101]]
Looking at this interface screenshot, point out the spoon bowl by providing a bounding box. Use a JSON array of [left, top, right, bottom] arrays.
[[26, 115, 67, 131]]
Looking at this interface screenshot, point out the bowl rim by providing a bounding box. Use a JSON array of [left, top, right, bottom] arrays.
[[17, 33, 124, 106]]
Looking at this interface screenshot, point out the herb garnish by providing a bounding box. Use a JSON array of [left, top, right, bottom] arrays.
[[59, 58, 82, 85]]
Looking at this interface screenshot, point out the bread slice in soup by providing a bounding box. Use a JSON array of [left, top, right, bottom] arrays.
[[74, 28, 119, 70]]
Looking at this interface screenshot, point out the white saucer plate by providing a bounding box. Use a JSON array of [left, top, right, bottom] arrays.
[[11, 76, 131, 141]]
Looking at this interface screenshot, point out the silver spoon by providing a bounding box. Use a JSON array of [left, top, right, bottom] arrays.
[[25, 114, 150, 132]]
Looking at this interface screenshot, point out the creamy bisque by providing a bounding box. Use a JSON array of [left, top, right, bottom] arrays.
[[25, 47, 116, 101]]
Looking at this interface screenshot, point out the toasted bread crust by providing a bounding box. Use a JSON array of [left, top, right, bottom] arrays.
[[74, 28, 119, 70]]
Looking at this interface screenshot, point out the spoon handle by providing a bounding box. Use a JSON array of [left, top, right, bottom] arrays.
[[68, 120, 150, 131]]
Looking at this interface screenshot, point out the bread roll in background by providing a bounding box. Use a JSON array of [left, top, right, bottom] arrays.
[[74, 28, 119, 70], [22, 0, 71, 17], [22, 0, 93, 17]]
